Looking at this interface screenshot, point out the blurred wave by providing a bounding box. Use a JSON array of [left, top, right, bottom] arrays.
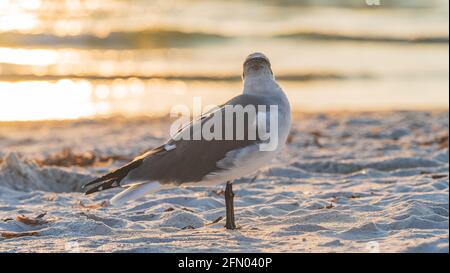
[[0, 70, 370, 82], [0, 29, 228, 49], [1, 29, 448, 50], [276, 31, 449, 45]]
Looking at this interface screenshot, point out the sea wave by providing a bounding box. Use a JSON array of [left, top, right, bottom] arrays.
[[0, 71, 371, 82], [1, 28, 447, 50], [276, 31, 449, 44], [0, 29, 229, 49]]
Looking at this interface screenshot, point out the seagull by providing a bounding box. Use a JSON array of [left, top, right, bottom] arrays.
[[82, 52, 291, 229]]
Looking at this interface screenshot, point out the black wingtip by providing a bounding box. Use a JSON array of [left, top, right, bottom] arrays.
[[83, 178, 120, 195], [82, 176, 105, 189], [84, 186, 101, 195], [82, 154, 146, 195]]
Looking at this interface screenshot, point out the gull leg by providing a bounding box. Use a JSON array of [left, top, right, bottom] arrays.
[[224, 181, 236, 230]]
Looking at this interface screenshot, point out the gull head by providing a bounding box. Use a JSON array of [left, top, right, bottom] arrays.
[[242, 52, 273, 79]]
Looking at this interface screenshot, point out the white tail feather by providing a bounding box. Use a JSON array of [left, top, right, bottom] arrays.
[[110, 182, 161, 206]]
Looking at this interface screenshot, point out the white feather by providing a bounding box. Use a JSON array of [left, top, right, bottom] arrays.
[[110, 182, 161, 206]]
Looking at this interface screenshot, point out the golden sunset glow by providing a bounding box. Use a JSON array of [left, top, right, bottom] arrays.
[[0, 0, 448, 121], [0, 80, 94, 121], [0, 0, 448, 254], [0, 47, 58, 66], [0, 78, 448, 122]]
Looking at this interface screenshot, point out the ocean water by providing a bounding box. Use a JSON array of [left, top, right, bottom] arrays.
[[0, 0, 448, 121]]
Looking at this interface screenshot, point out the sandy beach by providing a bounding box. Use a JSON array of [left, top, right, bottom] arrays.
[[0, 111, 448, 253]]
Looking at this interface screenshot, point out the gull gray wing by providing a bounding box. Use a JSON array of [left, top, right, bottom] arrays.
[[124, 94, 275, 185], [83, 93, 274, 194]]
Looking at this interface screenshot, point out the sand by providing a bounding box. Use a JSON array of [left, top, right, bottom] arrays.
[[0, 111, 448, 253]]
